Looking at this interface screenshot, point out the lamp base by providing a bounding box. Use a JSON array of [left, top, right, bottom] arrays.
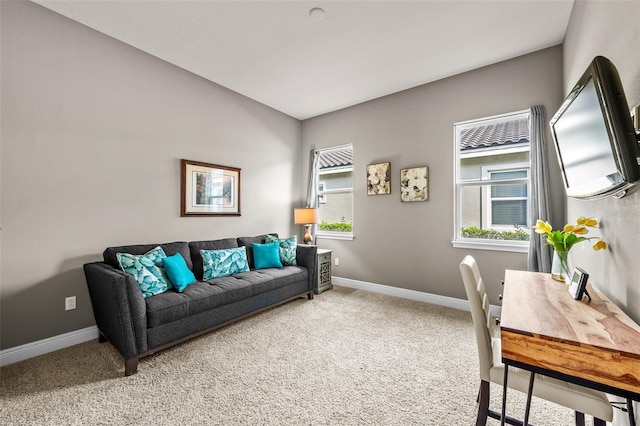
[[303, 225, 313, 245]]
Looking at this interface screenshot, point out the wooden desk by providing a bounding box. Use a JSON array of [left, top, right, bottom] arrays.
[[500, 270, 640, 425]]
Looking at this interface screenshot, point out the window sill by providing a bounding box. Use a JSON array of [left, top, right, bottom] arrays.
[[451, 240, 528, 253], [316, 233, 354, 241]]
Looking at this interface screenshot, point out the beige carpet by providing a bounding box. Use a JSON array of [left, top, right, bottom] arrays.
[[1, 286, 585, 425]]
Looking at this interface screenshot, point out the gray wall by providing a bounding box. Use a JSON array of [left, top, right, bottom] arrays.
[[0, 1, 302, 350], [302, 46, 565, 304], [563, 1, 640, 324]]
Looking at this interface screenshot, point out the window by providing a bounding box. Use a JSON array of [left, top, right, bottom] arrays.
[[453, 111, 531, 252], [315, 145, 353, 240], [483, 166, 529, 229]]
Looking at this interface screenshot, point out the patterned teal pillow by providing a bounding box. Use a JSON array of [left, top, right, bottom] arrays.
[[265, 235, 297, 266], [116, 246, 171, 298], [201, 247, 250, 280]]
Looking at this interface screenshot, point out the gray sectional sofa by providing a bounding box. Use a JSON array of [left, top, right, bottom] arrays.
[[83, 234, 316, 376]]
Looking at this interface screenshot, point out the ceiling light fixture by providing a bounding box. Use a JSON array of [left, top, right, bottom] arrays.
[[309, 7, 325, 22]]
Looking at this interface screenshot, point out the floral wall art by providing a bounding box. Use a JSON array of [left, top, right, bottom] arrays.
[[366, 162, 391, 195], [400, 166, 428, 202]]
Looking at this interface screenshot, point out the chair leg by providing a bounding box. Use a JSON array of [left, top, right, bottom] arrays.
[[628, 399, 637, 426], [574, 411, 585, 426], [477, 380, 490, 426]]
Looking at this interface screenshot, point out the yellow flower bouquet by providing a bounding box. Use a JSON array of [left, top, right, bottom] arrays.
[[534, 217, 607, 281]]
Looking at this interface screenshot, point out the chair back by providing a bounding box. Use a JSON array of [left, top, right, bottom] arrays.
[[459, 255, 494, 382]]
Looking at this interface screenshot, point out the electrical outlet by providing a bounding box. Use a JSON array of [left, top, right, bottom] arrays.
[[65, 296, 76, 311], [335, 257, 340, 266]]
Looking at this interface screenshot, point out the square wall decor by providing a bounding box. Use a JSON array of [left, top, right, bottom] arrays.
[[367, 162, 391, 195], [400, 167, 428, 202]]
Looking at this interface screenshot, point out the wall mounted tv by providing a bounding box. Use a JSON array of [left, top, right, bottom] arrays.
[[550, 56, 640, 199]]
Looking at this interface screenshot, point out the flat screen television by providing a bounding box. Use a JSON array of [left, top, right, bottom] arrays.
[[549, 56, 640, 199]]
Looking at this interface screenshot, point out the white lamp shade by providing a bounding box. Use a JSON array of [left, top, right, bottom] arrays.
[[294, 208, 319, 225]]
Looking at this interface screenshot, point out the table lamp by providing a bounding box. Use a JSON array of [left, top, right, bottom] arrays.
[[294, 208, 319, 245]]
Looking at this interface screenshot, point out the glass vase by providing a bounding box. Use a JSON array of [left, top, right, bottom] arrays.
[[551, 249, 572, 282]]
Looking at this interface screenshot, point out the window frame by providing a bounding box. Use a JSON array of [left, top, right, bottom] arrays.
[[452, 110, 531, 253], [315, 144, 354, 241]]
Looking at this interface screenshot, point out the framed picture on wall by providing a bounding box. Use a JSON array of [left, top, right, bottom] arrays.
[[400, 166, 428, 202], [366, 162, 391, 195], [181, 159, 241, 216]]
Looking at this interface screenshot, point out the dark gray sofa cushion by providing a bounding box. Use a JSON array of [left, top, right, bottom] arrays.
[[146, 280, 309, 349], [103, 242, 192, 270], [145, 265, 307, 328], [237, 233, 277, 269], [188, 238, 238, 280]]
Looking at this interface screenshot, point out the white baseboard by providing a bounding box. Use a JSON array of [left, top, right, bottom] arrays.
[[0, 326, 99, 367], [333, 276, 502, 318], [0, 278, 501, 368]]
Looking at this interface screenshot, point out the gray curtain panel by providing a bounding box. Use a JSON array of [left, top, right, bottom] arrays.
[[527, 105, 553, 272], [306, 149, 320, 237], [306, 149, 320, 209]]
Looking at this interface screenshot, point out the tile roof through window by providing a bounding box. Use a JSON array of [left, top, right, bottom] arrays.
[[460, 117, 529, 151], [319, 148, 353, 170]]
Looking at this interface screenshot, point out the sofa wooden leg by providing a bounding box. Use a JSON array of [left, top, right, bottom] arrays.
[[125, 358, 139, 376], [574, 411, 585, 426], [593, 418, 606, 426], [307, 291, 314, 300], [98, 333, 108, 343], [476, 380, 490, 426]]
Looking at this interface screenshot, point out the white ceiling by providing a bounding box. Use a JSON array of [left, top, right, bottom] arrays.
[[34, 0, 574, 120]]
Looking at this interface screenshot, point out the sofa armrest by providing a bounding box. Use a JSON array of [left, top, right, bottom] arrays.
[[295, 245, 317, 291], [83, 262, 147, 358]]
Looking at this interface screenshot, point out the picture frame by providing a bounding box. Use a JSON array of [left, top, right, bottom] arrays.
[[366, 162, 391, 195], [181, 159, 241, 216], [568, 267, 589, 300], [400, 166, 428, 202]]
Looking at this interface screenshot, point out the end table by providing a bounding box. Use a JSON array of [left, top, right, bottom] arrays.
[[315, 249, 333, 294]]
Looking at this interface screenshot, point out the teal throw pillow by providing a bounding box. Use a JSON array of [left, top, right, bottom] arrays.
[[252, 242, 283, 269], [116, 246, 171, 298], [265, 235, 297, 266], [162, 253, 196, 292], [201, 247, 250, 280]]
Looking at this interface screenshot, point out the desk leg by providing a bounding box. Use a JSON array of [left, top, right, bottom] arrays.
[[523, 372, 535, 426], [501, 366, 509, 426], [628, 399, 636, 426]]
